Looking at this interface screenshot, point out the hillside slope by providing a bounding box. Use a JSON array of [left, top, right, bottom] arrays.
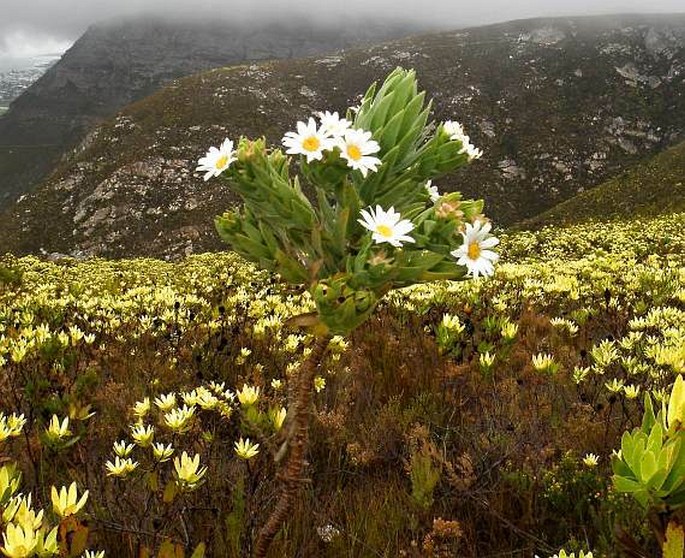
[[2, 13, 685, 258], [522, 139, 685, 228], [0, 17, 419, 206]]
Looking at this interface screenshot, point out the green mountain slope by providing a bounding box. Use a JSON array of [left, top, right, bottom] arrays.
[[2, 13, 685, 258], [522, 140, 685, 228]]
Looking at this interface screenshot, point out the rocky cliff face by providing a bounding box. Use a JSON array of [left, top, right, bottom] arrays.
[[2, 13, 685, 259], [0, 17, 419, 204]]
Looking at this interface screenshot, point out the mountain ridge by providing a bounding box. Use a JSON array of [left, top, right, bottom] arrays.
[[1, 13, 685, 258], [0, 17, 421, 206]]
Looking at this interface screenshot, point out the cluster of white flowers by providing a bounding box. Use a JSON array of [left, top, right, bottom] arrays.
[[197, 118, 484, 182], [442, 120, 483, 161], [196, 111, 496, 278], [282, 111, 381, 177], [425, 180, 441, 203], [357, 205, 499, 278], [196, 111, 382, 180]]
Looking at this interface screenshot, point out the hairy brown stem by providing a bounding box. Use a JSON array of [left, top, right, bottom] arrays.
[[253, 334, 330, 558]]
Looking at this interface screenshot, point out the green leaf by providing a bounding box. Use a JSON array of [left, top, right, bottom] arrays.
[[639, 451, 658, 483], [231, 233, 273, 260], [368, 92, 397, 133], [642, 392, 657, 433], [163, 481, 177, 503], [651, 444, 678, 491], [622, 431, 646, 475], [395, 96, 429, 157], [258, 222, 281, 255], [190, 543, 206, 558], [275, 250, 309, 284], [611, 455, 634, 479], [386, 72, 416, 119], [613, 475, 644, 493], [645, 464, 668, 491], [668, 375, 685, 433], [379, 110, 408, 153], [647, 421, 664, 455], [662, 438, 685, 494], [242, 219, 265, 243]]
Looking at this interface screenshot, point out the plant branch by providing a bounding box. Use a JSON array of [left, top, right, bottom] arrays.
[[253, 334, 330, 558]]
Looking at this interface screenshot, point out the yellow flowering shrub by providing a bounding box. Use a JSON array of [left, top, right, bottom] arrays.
[[0, 211, 680, 555]]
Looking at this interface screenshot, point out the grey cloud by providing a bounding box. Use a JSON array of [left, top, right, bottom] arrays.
[[1, 0, 684, 54]]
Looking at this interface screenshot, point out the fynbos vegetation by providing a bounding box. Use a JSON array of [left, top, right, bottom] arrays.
[[0, 64, 682, 558]]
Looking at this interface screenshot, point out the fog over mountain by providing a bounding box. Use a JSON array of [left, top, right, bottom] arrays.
[[1, 0, 684, 54]]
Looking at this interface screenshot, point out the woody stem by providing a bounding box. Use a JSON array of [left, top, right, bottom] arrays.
[[253, 334, 330, 558]]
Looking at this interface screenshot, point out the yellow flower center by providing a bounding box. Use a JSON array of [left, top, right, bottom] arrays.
[[215, 155, 229, 169], [467, 241, 481, 260], [302, 136, 321, 152], [376, 224, 393, 238], [346, 144, 362, 161]]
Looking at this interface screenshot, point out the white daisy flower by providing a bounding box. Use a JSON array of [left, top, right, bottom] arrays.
[[451, 220, 499, 278], [282, 117, 333, 163], [336, 128, 381, 177], [425, 180, 440, 202], [196, 138, 236, 181], [459, 138, 483, 161], [317, 111, 351, 138], [442, 120, 466, 138], [358, 205, 415, 248], [442, 120, 483, 161]]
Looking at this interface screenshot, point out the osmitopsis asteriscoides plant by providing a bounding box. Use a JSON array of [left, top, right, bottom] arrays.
[[203, 67, 499, 335]]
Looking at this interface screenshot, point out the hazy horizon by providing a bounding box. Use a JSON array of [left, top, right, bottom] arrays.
[[1, 0, 684, 64]]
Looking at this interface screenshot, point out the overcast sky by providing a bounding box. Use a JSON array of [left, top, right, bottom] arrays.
[[1, 0, 684, 59]]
